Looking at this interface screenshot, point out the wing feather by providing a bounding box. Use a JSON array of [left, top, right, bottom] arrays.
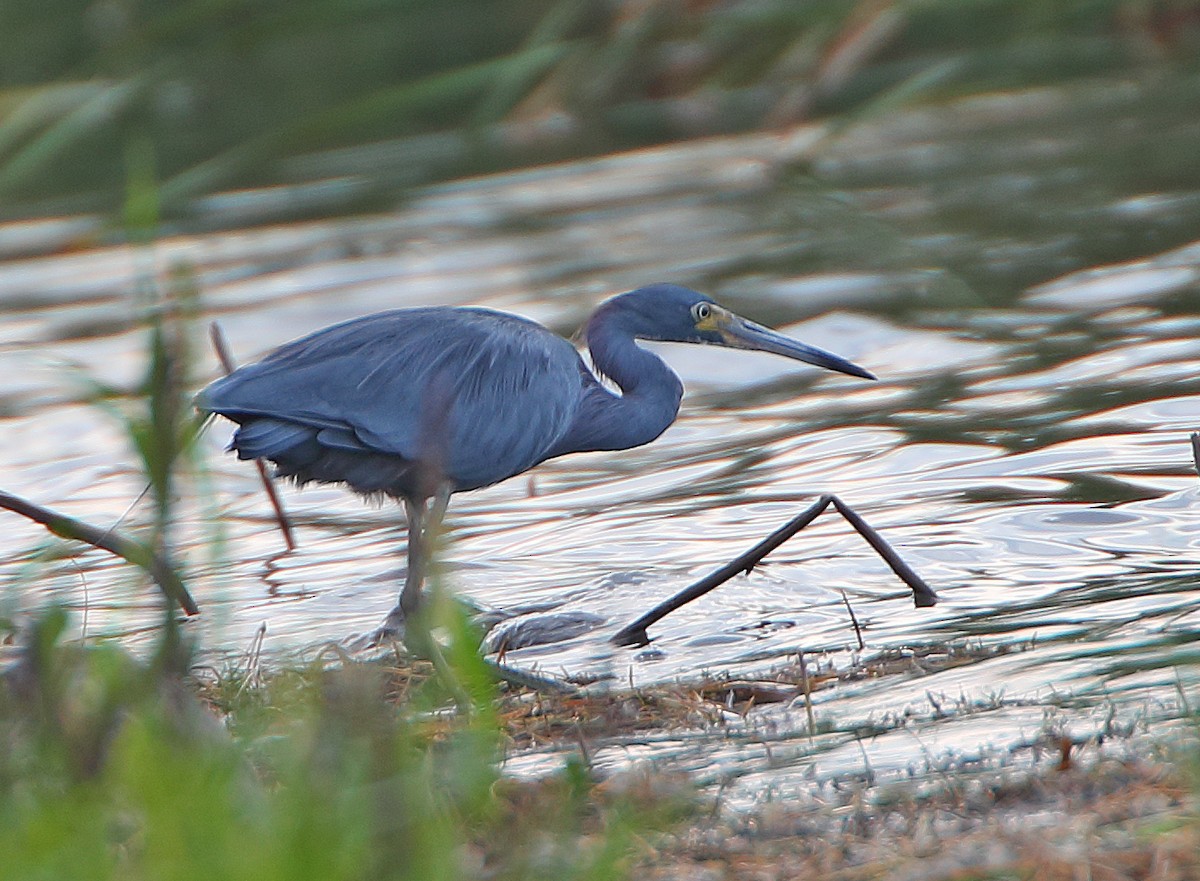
[[200, 308, 584, 491]]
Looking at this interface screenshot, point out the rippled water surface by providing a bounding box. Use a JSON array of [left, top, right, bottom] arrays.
[[4, 73, 1200, 788]]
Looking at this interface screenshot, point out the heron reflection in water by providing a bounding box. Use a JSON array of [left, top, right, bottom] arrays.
[[199, 283, 928, 644]]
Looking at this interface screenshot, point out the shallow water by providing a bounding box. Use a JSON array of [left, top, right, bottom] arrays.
[[3, 71, 1200, 788]]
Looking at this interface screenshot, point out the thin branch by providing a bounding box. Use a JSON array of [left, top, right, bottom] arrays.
[[0, 489, 199, 616], [612, 496, 831, 646], [841, 589, 864, 650], [830, 496, 937, 607], [208, 321, 296, 551], [612, 494, 936, 647]]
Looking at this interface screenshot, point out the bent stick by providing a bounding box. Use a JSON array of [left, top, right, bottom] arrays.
[[611, 494, 936, 647]]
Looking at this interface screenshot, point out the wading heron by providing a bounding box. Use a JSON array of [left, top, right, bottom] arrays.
[[197, 283, 876, 640]]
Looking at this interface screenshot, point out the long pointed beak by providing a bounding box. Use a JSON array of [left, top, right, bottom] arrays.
[[718, 313, 876, 380]]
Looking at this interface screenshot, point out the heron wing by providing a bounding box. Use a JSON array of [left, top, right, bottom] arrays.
[[200, 308, 584, 490]]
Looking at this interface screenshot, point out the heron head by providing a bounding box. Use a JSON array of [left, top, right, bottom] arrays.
[[617, 283, 876, 381]]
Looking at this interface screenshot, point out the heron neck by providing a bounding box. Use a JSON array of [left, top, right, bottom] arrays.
[[553, 310, 684, 454]]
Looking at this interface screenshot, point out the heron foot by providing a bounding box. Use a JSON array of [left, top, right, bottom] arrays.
[[355, 603, 439, 659], [344, 613, 408, 654]]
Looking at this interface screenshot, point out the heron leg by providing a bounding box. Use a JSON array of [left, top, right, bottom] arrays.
[[380, 485, 452, 640], [399, 497, 427, 617]]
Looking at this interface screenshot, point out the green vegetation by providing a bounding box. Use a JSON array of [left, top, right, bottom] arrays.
[[0, 604, 694, 881], [6, 602, 1198, 881], [1, 0, 1197, 223]]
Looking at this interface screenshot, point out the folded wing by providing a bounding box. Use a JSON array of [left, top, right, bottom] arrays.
[[199, 308, 584, 493]]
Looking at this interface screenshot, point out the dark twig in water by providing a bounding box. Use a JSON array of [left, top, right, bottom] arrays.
[[841, 589, 864, 650], [209, 322, 296, 551], [611, 494, 936, 646], [1191, 432, 1200, 479], [0, 489, 199, 615]]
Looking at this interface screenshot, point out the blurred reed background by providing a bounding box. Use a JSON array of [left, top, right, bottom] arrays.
[[2, 0, 1197, 232]]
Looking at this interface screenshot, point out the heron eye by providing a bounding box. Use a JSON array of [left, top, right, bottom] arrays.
[[693, 303, 713, 322]]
